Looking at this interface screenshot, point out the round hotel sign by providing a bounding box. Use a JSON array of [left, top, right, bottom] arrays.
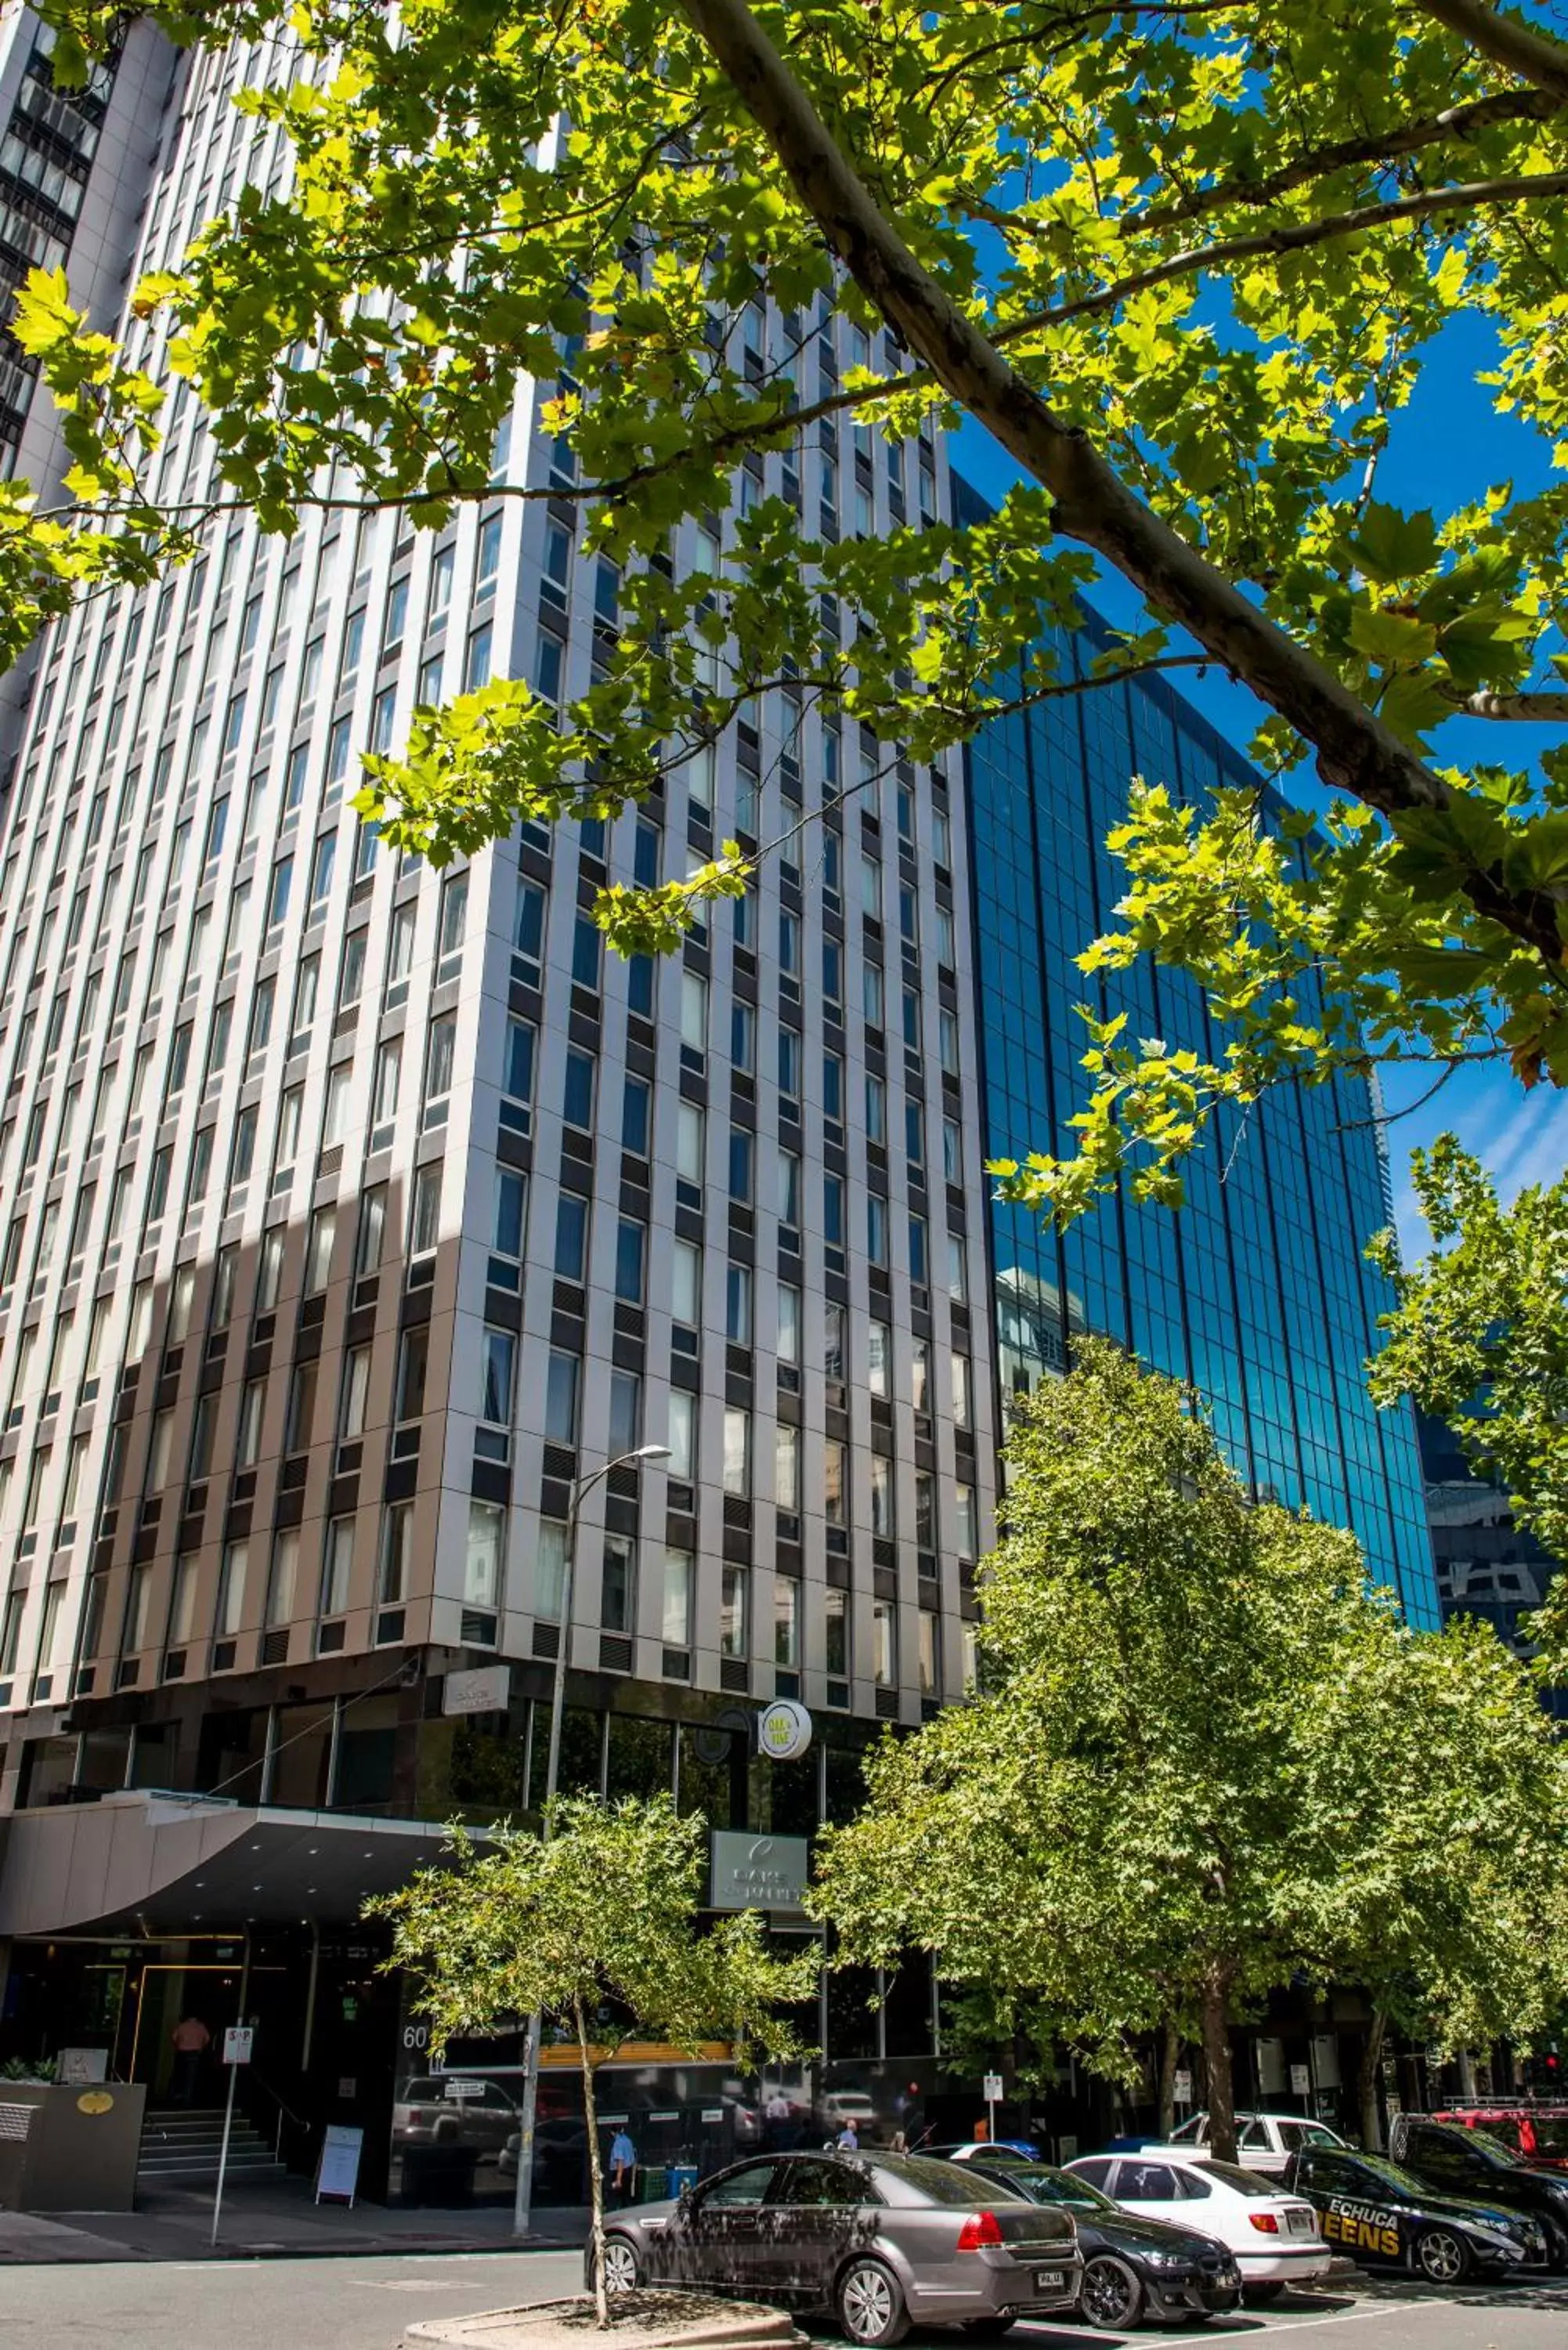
[[757, 1697, 812, 1761]]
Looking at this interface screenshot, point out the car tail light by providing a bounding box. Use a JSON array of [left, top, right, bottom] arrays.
[[1248, 2213, 1281, 2234], [956, 2211, 1006, 2251]]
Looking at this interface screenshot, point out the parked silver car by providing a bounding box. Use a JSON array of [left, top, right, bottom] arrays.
[[592, 2149, 1081, 2345]]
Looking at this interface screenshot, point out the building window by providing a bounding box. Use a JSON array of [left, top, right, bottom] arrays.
[[956, 1481, 977, 1560], [870, 1455, 894, 1538], [609, 1368, 641, 1456], [873, 1597, 896, 1687], [555, 1193, 588, 1282], [215, 1540, 248, 1638], [728, 1128, 753, 1204], [465, 1499, 505, 1614], [826, 1587, 849, 1681], [602, 1535, 634, 1633], [725, 1264, 752, 1344], [775, 1423, 800, 1513], [615, 1219, 646, 1304], [237, 1376, 266, 1466], [410, 1161, 443, 1256], [266, 1530, 300, 1627], [546, 1350, 580, 1444], [479, 1327, 515, 1426], [380, 1502, 414, 1604], [300, 1207, 334, 1294], [562, 1048, 595, 1130], [824, 1440, 847, 1528], [774, 1578, 800, 1669], [722, 1407, 750, 1496], [321, 1516, 354, 1614], [668, 1388, 696, 1480], [720, 1564, 748, 1659], [663, 1547, 692, 1648], [536, 1520, 567, 1620], [338, 1346, 371, 1440], [777, 1284, 800, 1364], [919, 1611, 939, 1696], [423, 1013, 457, 1118]]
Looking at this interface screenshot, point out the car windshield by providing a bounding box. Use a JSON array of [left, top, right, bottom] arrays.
[[997, 2164, 1116, 2211], [1297, 2123, 1342, 2147], [869, 2154, 1031, 2207], [1464, 2128, 1524, 2168], [1330, 2155, 1423, 2197], [1534, 2121, 1568, 2157], [1192, 2160, 1280, 2196]]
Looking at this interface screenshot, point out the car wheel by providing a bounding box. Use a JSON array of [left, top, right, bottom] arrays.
[[1242, 2283, 1284, 2305], [598, 2236, 641, 2295], [1414, 2227, 1471, 2286], [836, 2256, 910, 2347], [1079, 2254, 1144, 2331]]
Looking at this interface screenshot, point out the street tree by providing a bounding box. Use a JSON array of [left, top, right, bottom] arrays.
[[367, 1794, 816, 2321], [14, 0, 1568, 1227], [811, 1340, 1568, 2163], [1305, 1604, 1568, 2147], [1367, 1137, 1568, 1682]]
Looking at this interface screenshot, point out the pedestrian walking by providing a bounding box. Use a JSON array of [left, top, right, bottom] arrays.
[[609, 2123, 636, 2209], [836, 2115, 860, 2152], [170, 2012, 211, 2106]]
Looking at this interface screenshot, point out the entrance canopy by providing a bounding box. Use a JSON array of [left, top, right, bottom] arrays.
[[0, 1790, 454, 1934]]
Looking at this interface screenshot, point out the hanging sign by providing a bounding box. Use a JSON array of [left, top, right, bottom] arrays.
[[757, 1699, 812, 1761]]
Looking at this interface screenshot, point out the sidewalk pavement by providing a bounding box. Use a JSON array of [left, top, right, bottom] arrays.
[[0, 2175, 592, 2263]]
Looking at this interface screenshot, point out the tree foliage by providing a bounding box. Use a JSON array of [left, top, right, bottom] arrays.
[[15, 0, 1568, 1216], [1369, 1137, 1568, 1680], [367, 1795, 816, 2318], [811, 1342, 1568, 2162]]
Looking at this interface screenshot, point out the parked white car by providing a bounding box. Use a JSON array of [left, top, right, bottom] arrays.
[[1065, 2150, 1332, 2301], [1168, 2111, 1350, 2177]]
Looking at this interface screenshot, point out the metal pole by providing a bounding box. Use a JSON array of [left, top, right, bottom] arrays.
[[211, 2054, 238, 2247], [511, 1463, 584, 2238], [512, 1452, 639, 2239]]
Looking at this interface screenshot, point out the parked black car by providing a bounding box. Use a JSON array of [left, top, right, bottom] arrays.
[[961, 2158, 1242, 2330], [1283, 2145, 1547, 2284], [1391, 2117, 1568, 2269], [592, 2148, 1081, 2345]]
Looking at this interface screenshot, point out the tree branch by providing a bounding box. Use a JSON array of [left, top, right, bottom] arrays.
[[679, 0, 1568, 966], [1414, 0, 1568, 105], [1133, 89, 1563, 232], [997, 172, 1568, 338], [1457, 688, 1568, 719]]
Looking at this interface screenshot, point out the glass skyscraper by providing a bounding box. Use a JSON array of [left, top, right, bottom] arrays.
[[956, 475, 1436, 1624]]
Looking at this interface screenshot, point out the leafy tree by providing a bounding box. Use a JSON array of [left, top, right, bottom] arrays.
[[14, 0, 1568, 1218], [1306, 1606, 1568, 2147], [367, 1795, 816, 2321], [811, 1341, 1568, 2163], [1368, 1137, 1568, 1681]]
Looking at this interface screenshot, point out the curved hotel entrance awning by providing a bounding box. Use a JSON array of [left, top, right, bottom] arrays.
[[0, 1789, 454, 1936]]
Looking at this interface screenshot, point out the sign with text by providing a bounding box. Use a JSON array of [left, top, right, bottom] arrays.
[[56, 2048, 108, 2084], [223, 2027, 254, 2066], [443, 1663, 511, 1717], [316, 2124, 364, 2206], [1290, 2063, 1311, 2095], [1173, 2070, 1193, 2102], [710, 1830, 809, 1913]]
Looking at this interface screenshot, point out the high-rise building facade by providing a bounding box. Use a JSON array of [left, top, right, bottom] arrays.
[[0, 20, 1435, 2189], [956, 475, 1436, 1625]]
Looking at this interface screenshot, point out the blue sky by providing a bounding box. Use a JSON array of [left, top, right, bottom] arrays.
[[954, 307, 1568, 1255]]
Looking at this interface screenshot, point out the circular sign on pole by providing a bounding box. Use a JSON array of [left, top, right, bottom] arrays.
[[757, 1697, 813, 1761]]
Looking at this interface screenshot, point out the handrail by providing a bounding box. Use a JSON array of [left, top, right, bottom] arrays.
[[246, 2070, 309, 2133]]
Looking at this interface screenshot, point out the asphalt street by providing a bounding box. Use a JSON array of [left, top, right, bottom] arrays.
[[0, 2249, 1563, 2350]]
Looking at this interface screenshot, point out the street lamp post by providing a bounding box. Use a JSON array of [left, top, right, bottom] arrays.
[[511, 1441, 670, 2238]]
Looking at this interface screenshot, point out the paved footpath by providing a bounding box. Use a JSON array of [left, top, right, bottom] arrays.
[[0, 2248, 1563, 2350]]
